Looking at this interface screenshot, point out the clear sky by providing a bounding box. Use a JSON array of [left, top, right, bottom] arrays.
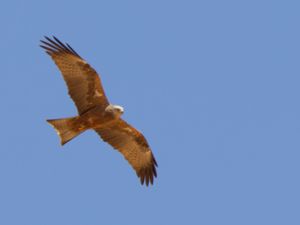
[[0, 0, 299, 224]]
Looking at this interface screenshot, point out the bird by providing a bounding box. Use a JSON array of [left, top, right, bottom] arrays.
[[40, 36, 157, 186]]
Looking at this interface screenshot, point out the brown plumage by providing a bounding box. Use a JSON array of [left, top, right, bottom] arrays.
[[41, 36, 157, 186]]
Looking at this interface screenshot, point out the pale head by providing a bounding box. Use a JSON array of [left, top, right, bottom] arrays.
[[105, 104, 124, 118]]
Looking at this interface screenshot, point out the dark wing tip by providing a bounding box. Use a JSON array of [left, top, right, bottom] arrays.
[[153, 154, 158, 167], [138, 153, 158, 186], [40, 35, 81, 58]]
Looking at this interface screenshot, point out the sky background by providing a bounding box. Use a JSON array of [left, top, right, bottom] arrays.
[[0, 0, 300, 224]]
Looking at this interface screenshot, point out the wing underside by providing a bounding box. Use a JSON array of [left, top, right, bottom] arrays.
[[40, 36, 109, 114], [94, 119, 157, 186]]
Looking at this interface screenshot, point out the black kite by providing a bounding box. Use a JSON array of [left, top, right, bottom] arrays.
[[40, 36, 157, 186]]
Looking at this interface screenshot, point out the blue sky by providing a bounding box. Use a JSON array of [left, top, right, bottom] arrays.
[[1, 0, 300, 224]]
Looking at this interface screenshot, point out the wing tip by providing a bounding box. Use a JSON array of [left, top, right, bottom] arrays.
[[138, 153, 158, 187], [39, 35, 81, 58]]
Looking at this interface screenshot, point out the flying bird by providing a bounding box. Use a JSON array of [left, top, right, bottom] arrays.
[[40, 36, 157, 186]]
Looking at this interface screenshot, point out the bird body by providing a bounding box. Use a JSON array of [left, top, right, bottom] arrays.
[[41, 36, 157, 186], [47, 104, 124, 145]]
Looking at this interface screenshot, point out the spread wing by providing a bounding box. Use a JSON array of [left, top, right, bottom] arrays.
[[94, 119, 158, 186], [40, 36, 109, 115]]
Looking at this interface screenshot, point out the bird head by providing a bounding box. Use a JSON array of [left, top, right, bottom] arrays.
[[113, 105, 124, 115], [105, 104, 124, 118]]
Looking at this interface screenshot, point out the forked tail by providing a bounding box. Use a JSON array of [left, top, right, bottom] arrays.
[[47, 117, 85, 145]]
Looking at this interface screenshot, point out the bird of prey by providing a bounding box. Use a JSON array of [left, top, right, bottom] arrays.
[[40, 36, 157, 186]]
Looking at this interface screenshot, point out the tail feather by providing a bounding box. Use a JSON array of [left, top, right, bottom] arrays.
[[47, 117, 85, 145]]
